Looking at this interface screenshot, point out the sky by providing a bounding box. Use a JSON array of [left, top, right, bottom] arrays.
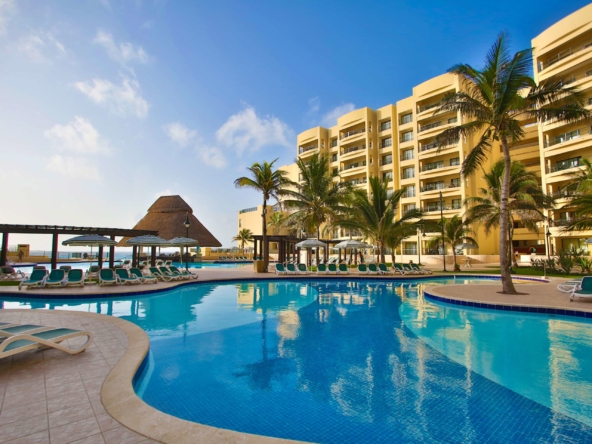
[[0, 0, 589, 251]]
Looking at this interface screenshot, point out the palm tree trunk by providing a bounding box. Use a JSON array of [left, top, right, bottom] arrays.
[[500, 138, 518, 293], [262, 199, 268, 272], [316, 226, 320, 264]]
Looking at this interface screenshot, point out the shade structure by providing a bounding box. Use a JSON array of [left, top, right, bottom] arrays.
[[168, 237, 200, 247], [125, 235, 172, 247], [62, 235, 117, 247], [586, 238, 592, 244], [334, 239, 366, 249], [295, 239, 327, 248], [457, 242, 478, 249], [118, 195, 221, 247]]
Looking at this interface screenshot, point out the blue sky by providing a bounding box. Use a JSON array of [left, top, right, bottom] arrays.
[[0, 0, 589, 250]]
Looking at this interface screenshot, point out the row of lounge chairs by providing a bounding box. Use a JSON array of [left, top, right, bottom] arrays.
[[275, 262, 432, 275], [0, 322, 92, 360], [556, 277, 592, 301], [0, 266, 25, 280], [217, 256, 251, 261]]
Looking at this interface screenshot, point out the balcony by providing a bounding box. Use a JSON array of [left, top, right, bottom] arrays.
[[340, 128, 365, 140], [418, 117, 457, 133], [552, 189, 578, 199], [424, 204, 461, 213], [546, 157, 582, 173], [421, 158, 459, 172], [544, 128, 589, 147], [539, 39, 592, 71], [239, 207, 257, 214], [344, 177, 368, 186], [380, 121, 392, 131], [298, 144, 318, 155], [341, 144, 366, 156], [341, 161, 366, 172], [417, 102, 440, 114], [382, 157, 393, 166], [400, 152, 414, 161], [422, 180, 461, 192]]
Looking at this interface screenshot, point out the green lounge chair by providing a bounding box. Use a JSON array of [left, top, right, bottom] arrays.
[[411, 264, 432, 274], [571, 277, 592, 301], [357, 264, 368, 274], [130, 267, 157, 284], [558, 278, 583, 293], [159, 266, 183, 280], [0, 327, 93, 360], [149, 267, 173, 282], [0, 266, 25, 280], [328, 263, 338, 274], [115, 268, 141, 285], [275, 264, 287, 275], [368, 264, 380, 275], [99, 269, 119, 286], [164, 260, 173, 267], [86, 265, 100, 282], [378, 263, 390, 274], [402, 264, 419, 274], [317, 264, 327, 274], [44, 269, 66, 288], [0, 324, 49, 338], [65, 269, 84, 287], [169, 266, 198, 280], [18, 269, 47, 290], [392, 264, 406, 275], [297, 264, 309, 274], [338, 263, 349, 274], [286, 263, 298, 274], [59, 265, 72, 273]]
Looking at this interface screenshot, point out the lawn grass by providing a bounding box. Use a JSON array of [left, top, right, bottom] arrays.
[[0, 281, 20, 286]]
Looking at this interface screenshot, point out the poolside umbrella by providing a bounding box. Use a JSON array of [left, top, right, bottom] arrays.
[[457, 242, 478, 249], [125, 235, 172, 266], [295, 239, 327, 267], [62, 235, 117, 269], [169, 237, 200, 271], [585, 238, 592, 244]]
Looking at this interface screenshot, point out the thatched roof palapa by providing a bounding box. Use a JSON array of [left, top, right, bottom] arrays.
[[119, 195, 222, 247]]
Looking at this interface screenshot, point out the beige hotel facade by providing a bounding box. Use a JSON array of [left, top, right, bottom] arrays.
[[237, 4, 592, 263]]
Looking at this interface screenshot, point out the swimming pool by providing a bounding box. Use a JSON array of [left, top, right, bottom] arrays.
[[2, 278, 592, 442]]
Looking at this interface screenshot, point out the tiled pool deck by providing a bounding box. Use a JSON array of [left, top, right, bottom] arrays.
[[0, 266, 589, 443]]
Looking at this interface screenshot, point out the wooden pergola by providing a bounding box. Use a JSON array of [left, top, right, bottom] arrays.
[[0, 224, 157, 270], [251, 235, 353, 264]]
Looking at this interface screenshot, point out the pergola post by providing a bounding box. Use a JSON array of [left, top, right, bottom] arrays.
[[132, 246, 137, 267], [151, 246, 156, 266], [254, 239, 258, 260], [0, 232, 8, 266], [51, 233, 59, 270], [98, 246, 104, 269], [109, 236, 115, 269]]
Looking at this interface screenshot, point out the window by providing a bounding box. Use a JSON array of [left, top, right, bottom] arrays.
[[403, 185, 415, 198], [452, 199, 461, 209], [403, 204, 416, 214], [450, 157, 460, 166], [332, 153, 338, 162], [401, 149, 414, 161], [400, 131, 413, 143], [400, 113, 413, 125], [331, 139, 338, 147], [381, 137, 392, 148], [382, 154, 393, 165], [423, 161, 444, 171], [403, 167, 415, 179], [403, 243, 417, 255], [239, 219, 241, 228], [332, 168, 338, 176], [380, 120, 392, 131], [383, 172, 393, 182], [450, 178, 461, 187]]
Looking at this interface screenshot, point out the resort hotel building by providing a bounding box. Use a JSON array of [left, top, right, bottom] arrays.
[[238, 4, 592, 263]]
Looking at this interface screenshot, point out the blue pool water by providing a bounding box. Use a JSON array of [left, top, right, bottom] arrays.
[[2, 278, 592, 442]]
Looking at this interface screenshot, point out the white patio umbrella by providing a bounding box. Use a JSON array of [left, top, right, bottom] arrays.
[[585, 238, 592, 244], [125, 235, 172, 266], [62, 235, 117, 269], [295, 239, 327, 266], [169, 237, 200, 270], [457, 242, 478, 250]]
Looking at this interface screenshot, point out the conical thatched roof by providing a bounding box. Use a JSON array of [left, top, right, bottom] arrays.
[[119, 195, 222, 247]]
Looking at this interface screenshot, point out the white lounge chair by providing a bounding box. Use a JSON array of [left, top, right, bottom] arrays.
[[0, 327, 93, 359]]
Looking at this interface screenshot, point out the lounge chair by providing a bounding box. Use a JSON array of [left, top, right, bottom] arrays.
[[392, 264, 406, 275], [338, 264, 349, 274], [44, 269, 67, 288], [159, 266, 183, 280], [0, 327, 93, 360], [0, 266, 25, 280], [33, 265, 47, 271], [317, 264, 327, 274], [115, 268, 141, 285], [368, 264, 380, 275], [86, 265, 100, 282], [411, 264, 432, 275], [275, 264, 287, 275], [99, 269, 119, 286], [328, 263, 338, 274], [402, 264, 420, 274], [18, 269, 47, 290], [558, 278, 583, 293], [571, 277, 592, 301], [297, 264, 309, 274], [378, 263, 390, 275], [121, 260, 132, 269], [149, 267, 173, 282], [164, 260, 173, 267], [130, 267, 158, 284], [169, 266, 198, 280], [155, 260, 164, 267], [286, 263, 298, 274], [357, 264, 369, 274], [65, 269, 85, 287]]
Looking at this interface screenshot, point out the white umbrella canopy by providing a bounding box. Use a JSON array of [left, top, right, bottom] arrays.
[[168, 237, 200, 247], [125, 235, 172, 247], [295, 239, 327, 248], [457, 242, 478, 249], [334, 239, 366, 249], [585, 238, 592, 244], [62, 235, 117, 247]]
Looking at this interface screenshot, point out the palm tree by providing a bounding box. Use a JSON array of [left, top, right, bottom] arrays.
[[563, 159, 592, 232], [435, 33, 590, 293], [235, 159, 292, 271], [232, 228, 254, 254], [465, 159, 553, 264], [282, 154, 350, 259], [338, 177, 423, 263], [427, 215, 477, 269]]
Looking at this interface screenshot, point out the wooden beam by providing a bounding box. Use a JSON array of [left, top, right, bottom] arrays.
[[0, 232, 7, 266], [109, 236, 115, 268], [98, 246, 104, 268], [132, 246, 137, 267]]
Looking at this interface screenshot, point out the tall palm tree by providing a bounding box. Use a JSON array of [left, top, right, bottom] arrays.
[[465, 159, 553, 263], [564, 159, 592, 232], [435, 33, 590, 293], [235, 159, 292, 271], [232, 228, 254, 254], [427, 215, 477, 268], [338, 177, 423, 263], [282, 153, 350, 241]]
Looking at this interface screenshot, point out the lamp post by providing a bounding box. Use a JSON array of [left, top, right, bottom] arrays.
[[440, 191, 446, 271], [417, 226, 422, 265], [546, 226, 552, 259], [184, 211, 191, 271]]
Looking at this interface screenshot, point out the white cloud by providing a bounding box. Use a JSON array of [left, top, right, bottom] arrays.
[[195, 145, 227, 168], [93, 29, 149, 65], [74, 76, 149, 118], [15, 32, 66, 63], [0, 0, 15, 35], [216, 106, 293, 156], [46, 155, 101, 181], [44, 117, 111, 155], [163, 123, 196, 147], [321, 103, 356, 127], [141, 20, 154, 30], [307, 96, 320, 115]]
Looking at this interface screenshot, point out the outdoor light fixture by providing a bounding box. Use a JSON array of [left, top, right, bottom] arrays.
[[440, 191, 446, 271], [546, 226, 551, 258], [184, 212, 191, 270]]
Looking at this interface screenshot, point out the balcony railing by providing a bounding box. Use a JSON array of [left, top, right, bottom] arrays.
[[381, 138, 393, 148], [342, 161, 365, 171], [544, 129, 581, 147], [402, 248, 418, 255], [418, 102, 440, 113], [344, 177, 368, 186], [340, 128, 365, 140], [382, 158, 393, 166], [402, 171, 415, 179], [422, 162, 444, 172], [553, 190, 578, 199], [546, 157, 582, 173], [419, 121, 442, 133], [400, 152, 414, 161], [540, 40, 592, 71], [400, 132, 414, 143], [299, 145, 318, 154], [380, 121, 392, 131], [239, 207, 257, 214], [422, 181, 460, 192], [342, 144, 366, 155], [403, 189, 416, 198]]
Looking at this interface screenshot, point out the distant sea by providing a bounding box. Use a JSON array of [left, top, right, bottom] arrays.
[[29, 250, 132, 260]]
